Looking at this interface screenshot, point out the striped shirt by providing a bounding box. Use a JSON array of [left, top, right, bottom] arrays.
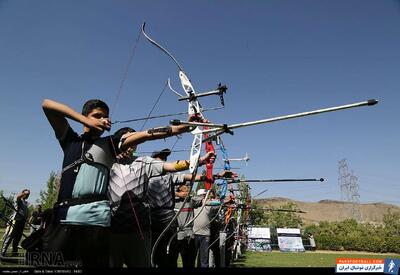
[[148, 172, 186, 224], [109, 156, 164, 233]]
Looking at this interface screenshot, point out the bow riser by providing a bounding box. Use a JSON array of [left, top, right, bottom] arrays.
[[189, 128, 203, 173], [178, 71, 203, 117]]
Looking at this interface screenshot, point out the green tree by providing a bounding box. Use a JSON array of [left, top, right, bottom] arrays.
[[302, 213, 400, 253], [0, 191, 16, 227], [249, 200, 266, 226], [237, 180, 250, 203], [263, 202, 304, 228], [382, 211, 400, 253], [250, 201, 304, 228], [382, 211, 400, 235], [249, 201, 304, 246], [39, 171, 60, 210], [237, 180, 251, 225]]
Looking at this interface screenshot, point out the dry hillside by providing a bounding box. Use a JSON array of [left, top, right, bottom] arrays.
[[256, 197, 400, 224]]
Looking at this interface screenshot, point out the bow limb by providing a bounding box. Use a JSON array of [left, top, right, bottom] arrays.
[[203, 124, 215, 190], [141, 22, 184, 72], [189, 137, 230, 239], [218, 137, 231, 199], [142, 22, 208, 267]]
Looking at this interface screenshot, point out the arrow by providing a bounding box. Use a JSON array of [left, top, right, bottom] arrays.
[[227, 178, 324, 183], [171, 99, 379, 141]]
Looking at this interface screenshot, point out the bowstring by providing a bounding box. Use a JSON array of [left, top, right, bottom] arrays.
[[109, 27, 142, 120], [139, 81, 168, 131], [108, 25, 144, 240]]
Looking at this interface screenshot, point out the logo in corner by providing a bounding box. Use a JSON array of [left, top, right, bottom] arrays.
[[384, 258, 399, 275]]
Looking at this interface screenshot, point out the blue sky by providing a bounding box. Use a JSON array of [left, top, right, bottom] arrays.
[[0, 0, 399, 206]]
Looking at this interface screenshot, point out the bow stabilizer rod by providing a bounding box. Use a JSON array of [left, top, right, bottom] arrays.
[[227, 99, 378, 131], [178, 84, 227, 105], [197, 99, 379, 141], [170, 99, 379, 137]]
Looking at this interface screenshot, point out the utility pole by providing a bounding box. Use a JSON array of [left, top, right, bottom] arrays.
[[338, 159, 361, 221], [349, 171, 362, 221]]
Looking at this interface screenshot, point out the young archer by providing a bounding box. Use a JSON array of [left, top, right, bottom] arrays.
[[41, 98, 195, 267]]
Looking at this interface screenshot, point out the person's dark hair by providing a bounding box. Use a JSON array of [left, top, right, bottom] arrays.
[[82, 99, 109, 116], [151, 148, 171, 159], [112, 127, 136, 155], [113, 127, 135, 142]]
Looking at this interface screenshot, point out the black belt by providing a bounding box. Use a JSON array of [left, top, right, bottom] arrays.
[[54, 195, 108, 209]]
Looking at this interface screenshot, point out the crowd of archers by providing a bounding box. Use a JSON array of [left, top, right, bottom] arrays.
[[0, 87, 378, 269], [0, 98, 246, 268], [0, 20, 379, 269]]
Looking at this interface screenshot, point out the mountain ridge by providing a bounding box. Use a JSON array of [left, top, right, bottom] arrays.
[[255, 197, 400, 224]]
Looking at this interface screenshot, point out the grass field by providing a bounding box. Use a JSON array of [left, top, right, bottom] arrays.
[[1, 228, 399, 268], [230, 250, 400, 268]]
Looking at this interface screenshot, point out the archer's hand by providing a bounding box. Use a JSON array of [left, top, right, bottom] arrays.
[[116, 150, 132, 161], [224, 194, 235, 205], [83, 117, 111, 132], [188, 114, 201, 123], [218, 170, 237, 179], [175, 191, 189, 199], [199, 151, 216, 166], [174, 115, 198, 134]]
